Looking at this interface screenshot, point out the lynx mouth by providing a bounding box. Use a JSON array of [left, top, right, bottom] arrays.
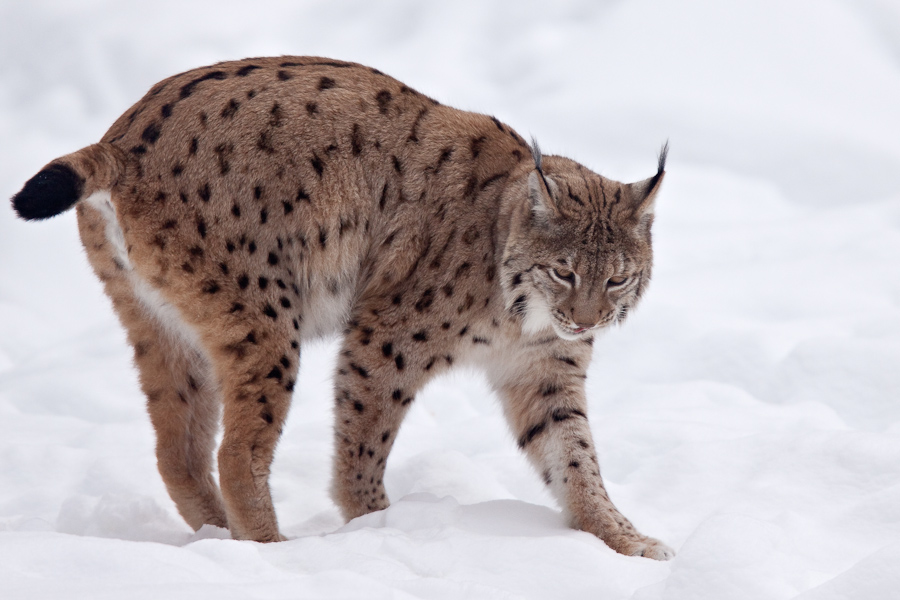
[[549, 313, 599, 341]]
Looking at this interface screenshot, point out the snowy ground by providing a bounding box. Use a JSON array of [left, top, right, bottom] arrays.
[[2, 0, 900, 598]]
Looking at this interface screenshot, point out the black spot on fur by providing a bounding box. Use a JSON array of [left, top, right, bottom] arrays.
[[552, 408, 587, 422], [196, 217, 207, 238], [198, 183, 211, 202], [282, 201, 293, 215], [214, 143, 232, 175], [260, 209, 268, 224], [180, 70, 227, 99], [319, 227, 328, 249], [310, 153, 324, 176], [541, 383, 561, 397], [518, 421, 546, 448], [394, 353, 405, 370], [161, 103, 173, 118], [414, 288, 434, 312], [277, 70, 291, 81], [305, 102, 318, 116], [12, 164, 85, 221], [141, 122, 161, 144], [257, 131, 275, 154], [189, 138, 198, 155], [350, 363, 370, 379], [412, 330, 428, 342], [258, 276, 269, 289], [267, 103, 284, 127], [318, 77, 336, 90], [296, 187, 310, 203], [382, 342, 393, 358], [221, 98, 240, 119], [480, 171, 509, 190], [408, 108, 428, 143], [375, 90, 392, 114], [470, 135, 486, 158], [236, 64, 261, 77], [263, 304, 278, 320], [351, 123, 363, 155]]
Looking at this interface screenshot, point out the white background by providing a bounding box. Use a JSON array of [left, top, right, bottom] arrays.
[[2, 1, 899, 598]]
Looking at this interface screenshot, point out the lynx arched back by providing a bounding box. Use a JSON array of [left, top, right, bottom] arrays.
[[12, 56, 672, 559]]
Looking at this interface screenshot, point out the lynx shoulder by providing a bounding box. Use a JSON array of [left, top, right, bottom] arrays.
[[12, 56, 673, 559]]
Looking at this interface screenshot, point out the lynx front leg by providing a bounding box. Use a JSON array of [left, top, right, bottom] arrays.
[[496, 376, 674, 560], [330, 313, 442, 521]]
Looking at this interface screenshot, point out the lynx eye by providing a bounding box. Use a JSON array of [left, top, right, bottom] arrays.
[[607, 275, 628, 286], [551, 268, 576, 285]]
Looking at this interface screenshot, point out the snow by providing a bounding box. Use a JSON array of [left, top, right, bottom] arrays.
[[2, 0, 899, 597]]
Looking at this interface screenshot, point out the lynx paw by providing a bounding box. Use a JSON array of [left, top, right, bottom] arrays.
[[609, 534, 676, 560]]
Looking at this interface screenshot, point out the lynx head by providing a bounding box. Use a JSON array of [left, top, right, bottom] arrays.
[[501, 141, 667, 341]]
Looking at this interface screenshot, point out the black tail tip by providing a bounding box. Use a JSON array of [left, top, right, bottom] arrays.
[[11, 163, 84, 221]]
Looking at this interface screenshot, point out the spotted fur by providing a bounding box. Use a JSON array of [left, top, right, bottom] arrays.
[[11, 56, 672, 559]]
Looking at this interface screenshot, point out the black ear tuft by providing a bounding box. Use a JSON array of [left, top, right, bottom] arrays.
[[644, 140, 669, 193], [11, 163, 84, 221], [657, 140, 669, 175]]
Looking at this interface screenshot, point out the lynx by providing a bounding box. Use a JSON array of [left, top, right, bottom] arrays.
[[12, 56, 673, 559]]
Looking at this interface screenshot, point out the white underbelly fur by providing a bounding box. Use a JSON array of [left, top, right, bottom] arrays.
[[85, 191, 212, 378]]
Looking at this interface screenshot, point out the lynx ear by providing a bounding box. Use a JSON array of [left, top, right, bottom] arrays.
[[627, 141, 668, 219], [528, 137, 558, 218], [528, 171, 559, 217]]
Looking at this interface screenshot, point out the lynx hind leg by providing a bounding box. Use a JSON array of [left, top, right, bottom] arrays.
[[492, 358, 674, 560], [214, 332, 298, 542], [130, 313, 228, 531], [76, 202, 228, 531]]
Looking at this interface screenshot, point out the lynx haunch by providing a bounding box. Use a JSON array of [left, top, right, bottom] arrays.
[[12, 56, 673, 559]]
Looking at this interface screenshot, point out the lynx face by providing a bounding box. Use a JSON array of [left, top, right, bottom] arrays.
[[501, 155, 658, 341]]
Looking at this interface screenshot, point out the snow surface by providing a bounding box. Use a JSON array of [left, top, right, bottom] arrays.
[[2, 0, 900, 598]]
